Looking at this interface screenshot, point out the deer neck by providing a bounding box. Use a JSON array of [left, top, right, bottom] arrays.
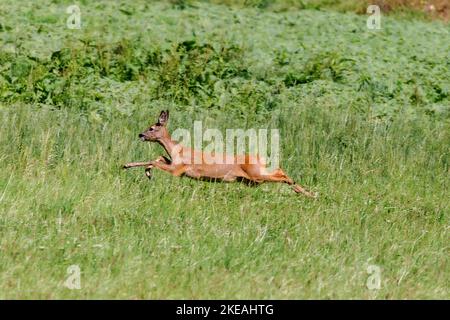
[[157, 134, 179, 158]]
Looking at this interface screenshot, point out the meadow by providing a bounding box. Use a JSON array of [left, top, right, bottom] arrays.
[[0, 0, 449, 299]]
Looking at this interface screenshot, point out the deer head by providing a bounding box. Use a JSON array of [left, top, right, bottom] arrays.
[[138, 110, 170, 142]]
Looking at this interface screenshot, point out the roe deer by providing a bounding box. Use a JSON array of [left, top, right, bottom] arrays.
[[123, 110, 316, 197]]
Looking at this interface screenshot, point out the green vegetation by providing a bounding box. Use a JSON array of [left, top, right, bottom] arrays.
[[0, 0, 449, 299]]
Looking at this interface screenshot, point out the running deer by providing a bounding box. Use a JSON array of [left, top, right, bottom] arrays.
[[123, 110, 316, 197]]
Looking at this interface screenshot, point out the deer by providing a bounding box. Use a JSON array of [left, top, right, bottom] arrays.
[[123, 110, 316, 197]]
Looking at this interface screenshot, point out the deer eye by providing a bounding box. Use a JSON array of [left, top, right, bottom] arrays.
[[149, 127, 154, 131]]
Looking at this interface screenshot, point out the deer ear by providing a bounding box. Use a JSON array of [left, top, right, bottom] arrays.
[[158, 110, 169, 126]]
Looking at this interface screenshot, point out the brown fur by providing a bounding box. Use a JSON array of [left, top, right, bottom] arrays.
[[123, 111, 316, 198]]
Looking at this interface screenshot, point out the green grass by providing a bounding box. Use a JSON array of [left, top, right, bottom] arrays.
[[0, 0, 449, 299]]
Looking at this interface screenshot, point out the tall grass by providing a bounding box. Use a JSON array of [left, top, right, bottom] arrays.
[[1, 101, 448, 298]]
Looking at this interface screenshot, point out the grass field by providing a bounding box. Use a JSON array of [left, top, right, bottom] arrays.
[[0, 0, 449, 299]]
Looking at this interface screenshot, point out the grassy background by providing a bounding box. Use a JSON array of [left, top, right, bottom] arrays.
[[0, 0, 449, 299], [185, 0, 450, 21]]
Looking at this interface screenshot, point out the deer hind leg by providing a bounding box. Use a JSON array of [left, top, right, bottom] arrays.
[[222, 167, 253, 183], [253, 168, 317, 198]]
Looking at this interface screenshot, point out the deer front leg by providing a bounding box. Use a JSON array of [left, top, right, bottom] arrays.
[[124, 156, 171, 169], [144, 156, 171, 180], [123, 161, 153, 169], [148, 160, 187, 177]]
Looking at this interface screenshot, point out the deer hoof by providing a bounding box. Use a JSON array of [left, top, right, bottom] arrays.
[[145, 169, 152, 180]]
